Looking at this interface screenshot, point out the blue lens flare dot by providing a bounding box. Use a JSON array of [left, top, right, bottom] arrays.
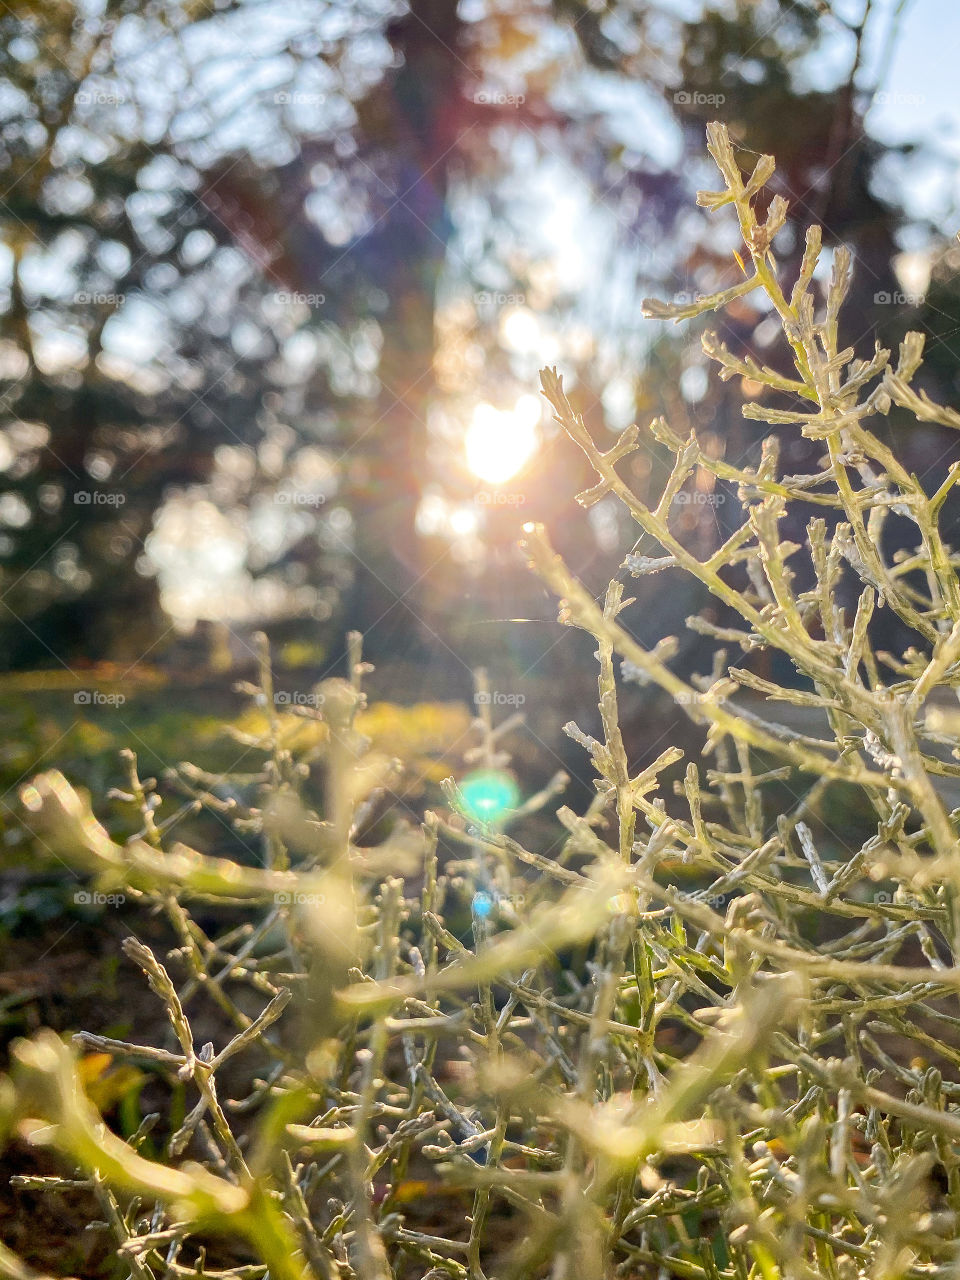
[[472, 891, 494, 918], [460, 769, 520, 824]]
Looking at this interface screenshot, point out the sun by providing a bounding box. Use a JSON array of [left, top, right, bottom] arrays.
[[465, 395, 540, 486]]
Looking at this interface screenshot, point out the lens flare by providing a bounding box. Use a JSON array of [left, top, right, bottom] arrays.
[[465, 396, 540, 485], [460, 769, 520, 824]]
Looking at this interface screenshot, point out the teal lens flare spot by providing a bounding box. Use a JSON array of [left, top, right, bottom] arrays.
[[472, 891, 494, 918], [460, 769, 520, 823]]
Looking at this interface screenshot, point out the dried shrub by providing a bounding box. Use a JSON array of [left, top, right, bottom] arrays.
[[7, 123, 960, 1280]]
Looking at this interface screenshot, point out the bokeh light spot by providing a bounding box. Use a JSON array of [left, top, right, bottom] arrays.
[[472, 891, 494, 918], [460, 769, 520, 823]]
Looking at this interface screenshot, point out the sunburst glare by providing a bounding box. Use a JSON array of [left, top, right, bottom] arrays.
[[465, 395, 541, 485]]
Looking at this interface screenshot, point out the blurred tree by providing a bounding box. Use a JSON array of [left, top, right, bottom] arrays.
[[0, 0, 356, 667], [0, 0, 953, 693]]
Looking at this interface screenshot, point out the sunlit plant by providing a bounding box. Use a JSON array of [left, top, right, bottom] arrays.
[[7, 122, 960, 1280]]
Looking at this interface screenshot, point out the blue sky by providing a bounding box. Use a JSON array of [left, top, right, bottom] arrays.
[[868, 0, 960, 226]]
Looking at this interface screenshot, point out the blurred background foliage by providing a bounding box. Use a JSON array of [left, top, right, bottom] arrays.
[[0, 0, 959, 863]]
